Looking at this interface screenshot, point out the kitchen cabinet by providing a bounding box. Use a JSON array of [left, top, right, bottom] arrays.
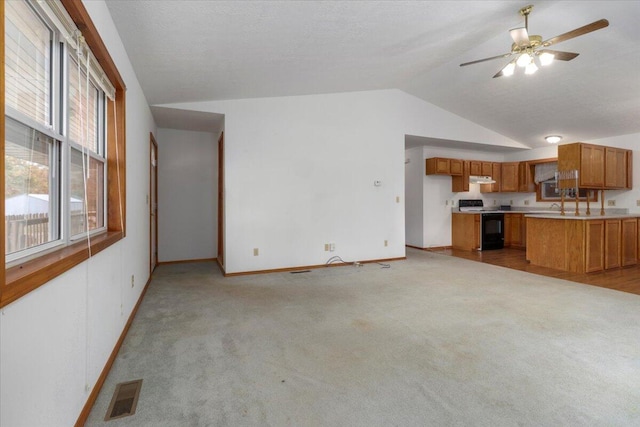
[[504, 213, 525, 248], [604, 219, 621, 269], [469, 161, 493, 176], [451, 213, 480, 251], [426, 157, 463, 176], [585, 220, 605, 272], [558, 142, 632, 189], [622, 218, 638, 267], [480, 162, 501, 193], [527, 216, 638, 273], [605, 147, 628, 189], [500, 162, 519, 192], [451, 161, 470, 192], [518, 162, 535, 193]]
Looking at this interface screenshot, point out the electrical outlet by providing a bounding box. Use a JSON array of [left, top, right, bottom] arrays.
[[608, 200, 616, 207], [524, 200, 530, 206], [253, 248, 259, 256], [451, 199, 455, 206], [396, 196, 400, 203], [131, 274, 134, 287], [637, 200, 640, 207], [510, 200, 513, 205], [384, 240, 388, 247], [493, 200, 497, 205], [445, 200, 448, 206], [329, 243, 335, 252], [324, 243, 329, 251]]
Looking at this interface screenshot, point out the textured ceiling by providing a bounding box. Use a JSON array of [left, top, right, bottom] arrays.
[[106, 1, 640, 150]]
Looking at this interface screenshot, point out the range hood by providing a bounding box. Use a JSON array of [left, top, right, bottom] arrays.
[[469, 175, 496, 184]]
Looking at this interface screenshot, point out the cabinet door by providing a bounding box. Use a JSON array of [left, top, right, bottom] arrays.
[[481, 162, 493, 176], [451, 160, 470, 192], [518, 162, 534, 192], [627, 151, 633, 189], [580, 144, 605, 188], [604, 220, 621, 269], [501, 162, 519, 192], [450, 159, 463, 176], [605, 148, 628, 189], [585, 220, 604, 272], [435, 158, 450, 174], [504, 215, 512, 246], [469, 161, 481, 176], [511, 214, 523, 247], [426, 158, 449, 175], [621, 219, 638, 266]]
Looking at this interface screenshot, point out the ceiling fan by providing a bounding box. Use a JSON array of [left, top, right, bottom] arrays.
[[460, 4, 609, 78]]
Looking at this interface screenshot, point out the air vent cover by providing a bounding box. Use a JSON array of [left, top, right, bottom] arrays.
[[104, 379, 143, 421]]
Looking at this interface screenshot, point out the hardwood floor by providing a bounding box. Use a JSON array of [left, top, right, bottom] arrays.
[[426, 247, 640, 296]]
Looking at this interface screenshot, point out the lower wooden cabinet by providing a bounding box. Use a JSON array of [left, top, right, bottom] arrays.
[[451, 213, 480, 251], [504, 213, 525, 248], [604, 219, 621, 269], [528, 217, 638, 273], [622, 218, 638, 266]]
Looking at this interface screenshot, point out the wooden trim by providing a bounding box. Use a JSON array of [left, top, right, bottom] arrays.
[[1, 0, 127, 307], [74, 274, 152, 427], [0, 0, 5, 302], [157, 258, 217, 266], [150, 133, 158, 274], [2, 232, 123, 308], [224, 257, 406, 277], [60, 0, 125, 91], [216, 257, 226, 275], [217, 132, 224, 268], [406, 245, 454, 251]]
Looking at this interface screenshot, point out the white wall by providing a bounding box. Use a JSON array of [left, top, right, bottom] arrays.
[[404, 147, 424, 247], [156, 128, 218, 262], [0, 1, 156, 425], [157, 89, 524, 273]]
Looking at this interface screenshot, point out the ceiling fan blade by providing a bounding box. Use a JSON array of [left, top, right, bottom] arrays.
[[538, 49, 579, 61], [510, 27, 530, 47], [460, 52, 513, 67], [542, 19, 609, 47]]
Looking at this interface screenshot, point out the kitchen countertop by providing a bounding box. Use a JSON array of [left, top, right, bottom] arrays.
[[524, 212, 639, 220]]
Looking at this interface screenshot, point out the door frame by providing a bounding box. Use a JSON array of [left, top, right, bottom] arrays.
[[150, 132, 158, 273], [217, 132, 224, 270]]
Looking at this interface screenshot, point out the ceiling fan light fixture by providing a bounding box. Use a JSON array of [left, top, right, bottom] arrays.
[[516, 53, 531, 67], [539, 52, 555, 66], [545, 135, 563, 144], [502, 62, 516, 77], [525, 61, 538, 75]]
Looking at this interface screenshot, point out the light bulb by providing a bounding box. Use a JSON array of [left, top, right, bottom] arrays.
[[516, 53, 531, 67], [545, 135, 562, 144], [525, 61, 538, 75], [539, 52, 555, 66], [502, 62, 516, 77]]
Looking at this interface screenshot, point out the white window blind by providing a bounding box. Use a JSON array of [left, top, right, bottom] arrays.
[[534, 162, 558, 184]]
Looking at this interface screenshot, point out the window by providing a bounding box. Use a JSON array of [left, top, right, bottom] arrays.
[[1, 0, 127, 307]]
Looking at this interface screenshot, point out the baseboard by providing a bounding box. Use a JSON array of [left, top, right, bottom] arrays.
[[216, 258, 226, 276], [224, 256, 406, 277], [74, 276, 152, 426], [406, 245, 452, 251], [157, 257, 216, 266]]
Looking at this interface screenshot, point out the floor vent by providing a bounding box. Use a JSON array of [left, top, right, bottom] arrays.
[[104, 379, 143, 421], [291, 270, 311, 274]]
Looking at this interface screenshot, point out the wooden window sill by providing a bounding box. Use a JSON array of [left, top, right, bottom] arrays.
[[1, 231, 123, 308]]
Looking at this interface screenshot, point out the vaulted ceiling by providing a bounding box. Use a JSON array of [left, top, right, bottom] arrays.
[[106, 1, 640, 150]]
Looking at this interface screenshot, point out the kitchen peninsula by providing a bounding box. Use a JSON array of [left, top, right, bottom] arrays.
[[526, 213, 639, 273]]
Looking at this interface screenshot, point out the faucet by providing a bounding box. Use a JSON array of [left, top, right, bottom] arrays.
[[550, 203, 561, 210]]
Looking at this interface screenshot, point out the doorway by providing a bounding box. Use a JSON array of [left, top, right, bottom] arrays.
[[150, 133, 158, 273]]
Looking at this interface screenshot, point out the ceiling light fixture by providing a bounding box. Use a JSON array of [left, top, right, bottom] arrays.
[[516, 52, 531, 67], [525, 59, 538, 75], [545, 135, 562, 144], [501, 61, 516, 77], [538, 51, 555, 66]]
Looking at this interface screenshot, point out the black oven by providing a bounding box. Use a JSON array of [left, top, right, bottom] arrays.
[[481, 213, 504, 250]]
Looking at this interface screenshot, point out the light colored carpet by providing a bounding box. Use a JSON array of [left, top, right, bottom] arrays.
[[86, 249, 640, 426]]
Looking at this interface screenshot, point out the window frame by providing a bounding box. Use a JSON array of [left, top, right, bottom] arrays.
[[1, 0, 127, 308]]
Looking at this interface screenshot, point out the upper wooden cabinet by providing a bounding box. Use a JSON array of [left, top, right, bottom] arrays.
[[451, 160, 470, 192], [558, 142, 632, 189], [480, 162, 501, 193], [501, 162, 519, 192], [426, 157, 463, 176], [518, 162, 535, 193]]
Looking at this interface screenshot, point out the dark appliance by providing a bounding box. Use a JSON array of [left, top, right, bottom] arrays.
[[458, 199, 504, 250]]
